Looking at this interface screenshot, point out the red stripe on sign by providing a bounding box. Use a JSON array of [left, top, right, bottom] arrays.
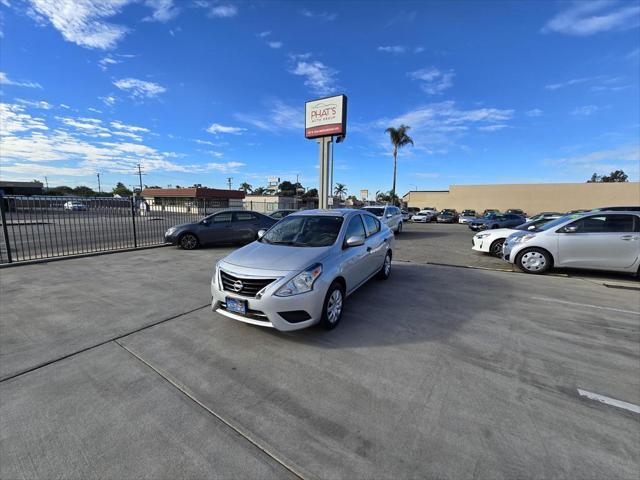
[[305, 123, 343, 138]]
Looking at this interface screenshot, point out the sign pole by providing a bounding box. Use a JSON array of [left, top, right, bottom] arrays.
[[317, 136, 332, 209]]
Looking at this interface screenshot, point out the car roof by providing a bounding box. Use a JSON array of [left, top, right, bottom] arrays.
[[290, 208, 360, 217]]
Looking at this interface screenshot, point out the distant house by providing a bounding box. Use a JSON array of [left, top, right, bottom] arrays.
[[0, 181, 44, 196], [141, 187, 245, 214]]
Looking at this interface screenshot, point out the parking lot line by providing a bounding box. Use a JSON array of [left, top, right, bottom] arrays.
[[577, 389, 640, 414], [530, 296, 640, 316]]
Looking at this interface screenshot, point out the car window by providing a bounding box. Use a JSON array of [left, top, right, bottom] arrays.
[[271, 212, 283, 219], [212, 212, 232, 223], [364, 207, 385, 217], [260, 215, 343, 247], [564, 215, 635, 233], [344, 215, 366, 241], [362, 214, 381, 236], [234, 212, 257, 221]]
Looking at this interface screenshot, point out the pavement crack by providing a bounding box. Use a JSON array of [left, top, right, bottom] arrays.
[[0, 303, 211, 384], [113, 340, 310, 480]]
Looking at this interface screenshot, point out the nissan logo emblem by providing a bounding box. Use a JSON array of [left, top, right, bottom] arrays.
[[232, 280, 243, 292]]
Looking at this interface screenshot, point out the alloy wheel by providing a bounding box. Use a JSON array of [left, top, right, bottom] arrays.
[[327, 289, 343, 324], [180, 234, 197, 250]]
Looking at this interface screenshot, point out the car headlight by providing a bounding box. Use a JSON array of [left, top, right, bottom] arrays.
[[275, 263, 322, 297], [512, 233, 536, 243], [475, 233, 490, 239], [166, 227, 177, 236]]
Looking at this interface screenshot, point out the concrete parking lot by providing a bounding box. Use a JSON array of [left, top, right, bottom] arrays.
[[1, 235, 639, 478]]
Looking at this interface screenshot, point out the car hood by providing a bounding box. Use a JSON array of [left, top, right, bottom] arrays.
[[476, 227, 517, 236], [170, 222, 199, 230], [222, 241, 332, 272], [470, 219, 490, 224]]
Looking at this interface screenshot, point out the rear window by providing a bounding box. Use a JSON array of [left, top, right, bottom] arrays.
[[364, 207, 385, 217]]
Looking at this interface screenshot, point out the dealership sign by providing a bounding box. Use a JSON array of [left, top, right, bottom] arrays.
[[304, 94, 347, 139]]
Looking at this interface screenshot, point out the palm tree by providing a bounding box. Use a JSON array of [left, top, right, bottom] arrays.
[[252, 186, 266, 195], [334, 183, 347, 199], [385, 124, 414, 204], [239, 182, 253, 193]]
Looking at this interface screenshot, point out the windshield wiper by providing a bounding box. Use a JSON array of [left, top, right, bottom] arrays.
[[269, 241, 312, 247]]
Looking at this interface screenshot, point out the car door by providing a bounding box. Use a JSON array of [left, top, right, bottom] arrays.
[[557, 214, 639, 269], [233, 211, 261, 242], [200, 211, 234, 245], [341, 214, 371, 291], [362, 214, 387, 276]]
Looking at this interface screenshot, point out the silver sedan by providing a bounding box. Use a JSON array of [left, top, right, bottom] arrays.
[[211, 209, 395, 331]]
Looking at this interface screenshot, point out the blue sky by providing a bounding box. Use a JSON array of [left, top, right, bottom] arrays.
[[1, 0, 639, 197]]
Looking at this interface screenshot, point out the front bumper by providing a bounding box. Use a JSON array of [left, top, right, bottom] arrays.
[[502, 239, 516, 263], [164, 233, 179, 244], [211, 266, 329, 331]]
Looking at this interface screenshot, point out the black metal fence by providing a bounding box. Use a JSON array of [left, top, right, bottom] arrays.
[[0, 195, 241, 264]]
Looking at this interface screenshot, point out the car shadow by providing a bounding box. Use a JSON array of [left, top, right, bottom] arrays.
[[257, 262, 513, 349]]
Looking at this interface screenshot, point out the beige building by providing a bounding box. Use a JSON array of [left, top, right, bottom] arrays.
[[403, 182, 640, 214]]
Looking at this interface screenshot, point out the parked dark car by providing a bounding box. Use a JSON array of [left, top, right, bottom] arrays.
[[483, 209, 500, 216], [468, 213, 525, 231], [505, 208, 526, 217], [270, 209, 297, 219], [591, 206, 640, 212], [436, 209, 459, 223], [165, 210, 277, 249]]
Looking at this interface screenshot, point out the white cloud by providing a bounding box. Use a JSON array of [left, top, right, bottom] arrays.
[[0, 72, 42, 89], [477, 124, 509, 132], [192, 138, 215, 146], [0, 103, 48, 135], [235, 100, 303, 132], [206, 161, 245, 173], [545, 75, 628, 92], [1, 163, 96, 177], [213, 5, 238, 17], [206, 123, 246, 135], [100, 95, 117, 106], [267, 41, 283, 49], [113, 78, 166, 99], [377, 45, 407, 54], [545, 77, 591, 90], [111, 120, 149, 133], [15, 98, 54, 109], [26, 0, 131, 50], [290, 60, 338, 95], [571, 105, 599, 116], [258, 31, 271, 38], [98, 56, 120, 71], [143, 0, 179, 22], [300, 9, 336, 21], [542, 1, 640, 36], [408, 67, 454, 95], [525, 108, 544, 117], [545, 145, 640, 174]]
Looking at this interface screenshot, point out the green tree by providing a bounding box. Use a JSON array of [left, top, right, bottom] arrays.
[[73, 185, 96, 197], [587, 170, 629, 183], [252, 186, 266, 195], [385, 124, 414, 204], [303, 188, 318, 199], [48, 185, 74, 196], [112, 182, 132, 196], [239, 182, 253, 193], [334, 183, 347, 199], [278, 181, 296, 196]]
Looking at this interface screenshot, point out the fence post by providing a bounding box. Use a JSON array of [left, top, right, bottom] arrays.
[[130, 196, 138, 248], [0, 193, 12, 263]]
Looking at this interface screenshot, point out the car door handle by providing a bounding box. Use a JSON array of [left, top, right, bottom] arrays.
[[366, 246, 372, 252], [620, 235, 639, 241]]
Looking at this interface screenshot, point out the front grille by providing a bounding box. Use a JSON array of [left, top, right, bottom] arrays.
[[220, 270, 276, 297]]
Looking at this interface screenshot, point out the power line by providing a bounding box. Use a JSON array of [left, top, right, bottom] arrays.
[[135, 164, 146, 193]]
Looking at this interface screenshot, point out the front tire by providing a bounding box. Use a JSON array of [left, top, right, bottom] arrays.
[[378, 251, 392, 280], [320, 281, 345, 330], [489, 239, 505, 257], [396, 222, 403, 234], [516, 248, 551, 274], [179, 233, 199, 250]]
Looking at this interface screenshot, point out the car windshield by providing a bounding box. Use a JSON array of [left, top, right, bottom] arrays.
[[260, 215, 343, 247], [482, 214, 497, 219], [534, 214, 581, 232], [515, 218, 554, 231], [462, 211, 475, 215], [364, 207, 385, 216]]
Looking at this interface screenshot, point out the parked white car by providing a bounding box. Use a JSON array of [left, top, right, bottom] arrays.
[[362, 206, 403, 233], [63, 201, 87, 211], [503, 211, 640, 274], [472, 216, 561, 256], [411, 210, 435, 223]]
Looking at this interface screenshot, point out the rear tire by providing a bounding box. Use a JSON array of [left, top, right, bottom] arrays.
[[320, 281, 345, 330], [489, 238, 505, 257], [396, 222, 403, 234], [179, 233, 199, 250], [516, 248, 551, 274], [378, 251, 392, 280]]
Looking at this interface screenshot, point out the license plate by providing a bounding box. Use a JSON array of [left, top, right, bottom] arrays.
[[226, 297, 247, 315]]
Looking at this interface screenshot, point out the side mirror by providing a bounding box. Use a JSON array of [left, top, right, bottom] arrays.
[[345, 235, 365, 248], [257, 229, 267, 239], [561, 225, 579, 233], [201, 219, 209, 225]]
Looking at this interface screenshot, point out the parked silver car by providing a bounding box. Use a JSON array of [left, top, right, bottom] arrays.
[[503, 211, 640, 274], [362, 205, 403, 233], [211, 209, 395, 331]]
